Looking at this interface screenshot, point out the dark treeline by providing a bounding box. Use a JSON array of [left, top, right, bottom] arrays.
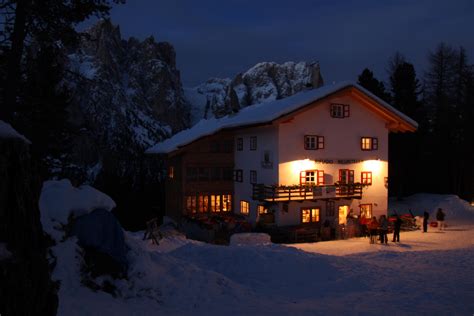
[[358, 45, 474, 202]]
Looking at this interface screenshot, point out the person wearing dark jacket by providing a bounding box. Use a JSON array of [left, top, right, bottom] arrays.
[[379, 215, 388, 244], [392, 214, 402, 242], [423, 211, 430, 233], [436, 208, 446, 230]]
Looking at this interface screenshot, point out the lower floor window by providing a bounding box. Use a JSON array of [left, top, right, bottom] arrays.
[[240, 200, 250, 215], [301, 207, 320, 223], [257, 205, 268, 214], [360, 204, 372, 219], [186, 194, 232, 213], [361, 171, 372, 185]]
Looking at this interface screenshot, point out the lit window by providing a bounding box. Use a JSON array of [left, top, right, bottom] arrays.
[[236, 138, 243, 151], [330, 103, 350, 118], [300, 170, 324, 185], [210, 195, 221, 212], [250, 170, 257, 184], [168, 166, 174, 179], [198, 195, 209, 213], [301, 207, 320, 223], [257, 205, 268, 214], [234, 169, 243, 182], [250, 137, 257, 151], [361, 171, 373, 185], [304, 135, 324, 150], [222, 195, 232, 212], [186, 196, 197, 214], [240, 200, 249, 215], [360, 204, 372, 219], [361, 137, 378, 151]]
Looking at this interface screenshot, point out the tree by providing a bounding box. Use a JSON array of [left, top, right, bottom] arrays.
[[0, 0, 122, 121], [422, 43, 474, 198], [386, 55, 422, 197], [357, 68, 391, 102], [0, 0, 124, 176]]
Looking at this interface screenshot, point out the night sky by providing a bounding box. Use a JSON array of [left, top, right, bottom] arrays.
[[109, 0, 474, 87]]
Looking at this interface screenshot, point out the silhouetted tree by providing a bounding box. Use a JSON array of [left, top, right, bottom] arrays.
[[386, 54, 423, 197], [357, 68, 391, 102]]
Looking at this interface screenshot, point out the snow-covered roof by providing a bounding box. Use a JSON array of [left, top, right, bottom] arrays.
[[146, 81, 418, 154], [0, 120, 31, 144]]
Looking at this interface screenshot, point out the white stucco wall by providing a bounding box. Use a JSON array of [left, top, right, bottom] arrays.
[[233, 94, 392, 226], [234, 125, 278, 222], [276, 95, 389, 226]]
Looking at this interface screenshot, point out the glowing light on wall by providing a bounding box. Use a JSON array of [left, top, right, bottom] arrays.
[[362, 159, 382, 174], [289, 159, 315, 175]]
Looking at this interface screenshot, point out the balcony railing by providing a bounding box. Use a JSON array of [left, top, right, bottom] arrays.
[[252, 183, 363, 202]]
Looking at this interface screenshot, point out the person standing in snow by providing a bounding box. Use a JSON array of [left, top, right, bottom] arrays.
[[436, 208, 446, 230], [379, 215, 388, 244], [392, 214, 403, 242], [423, 211, 430, 233], [368, 216, 379, 244]]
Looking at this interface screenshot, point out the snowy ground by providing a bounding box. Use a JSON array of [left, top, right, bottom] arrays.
[[45, 189, 474, 316]]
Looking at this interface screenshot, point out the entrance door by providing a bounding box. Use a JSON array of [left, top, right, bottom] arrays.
[[338, 205, 349, 225]]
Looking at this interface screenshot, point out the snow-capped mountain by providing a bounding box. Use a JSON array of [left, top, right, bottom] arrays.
[[186, 61, 324, 123], [63, 19, 191, 181]]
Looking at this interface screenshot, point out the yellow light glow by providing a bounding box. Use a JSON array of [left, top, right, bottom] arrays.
[[362, 159, 382, 174], [289, 159, 315, 175]]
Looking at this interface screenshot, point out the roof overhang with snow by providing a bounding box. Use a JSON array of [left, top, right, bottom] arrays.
[[146, 81, 418, 155]]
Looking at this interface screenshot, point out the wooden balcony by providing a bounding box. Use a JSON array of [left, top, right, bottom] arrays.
[[252, 183, 363, 202]]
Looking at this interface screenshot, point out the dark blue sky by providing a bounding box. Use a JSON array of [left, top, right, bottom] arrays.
[[109, 0, 474, 87]]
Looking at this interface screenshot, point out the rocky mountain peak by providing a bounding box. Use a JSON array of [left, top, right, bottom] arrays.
[[62, 19, 190, 182], [186, 61, 324, 123]]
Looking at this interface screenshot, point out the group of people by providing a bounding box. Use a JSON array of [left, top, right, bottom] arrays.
[[367, 214, 402, 244], [365, 208, 447, 245]]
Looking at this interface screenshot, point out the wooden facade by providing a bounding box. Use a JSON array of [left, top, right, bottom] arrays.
[[165, 131, 235, 221]]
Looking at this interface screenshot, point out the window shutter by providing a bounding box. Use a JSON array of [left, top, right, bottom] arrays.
[[317, 170, 324, 185], [300, 171, 306, 185], [372, 138, 378, 150], [318, 136, 324, 149], [344, 104, 350, 117]]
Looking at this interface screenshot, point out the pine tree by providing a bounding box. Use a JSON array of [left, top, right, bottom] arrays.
[[357, 68, 391, 102], [386, 55, 422, 197]]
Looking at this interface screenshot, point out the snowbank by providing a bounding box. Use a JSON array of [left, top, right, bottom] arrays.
[[389, 193, 474, 225], [39, 179, 116, 241], [47, 193, 474, 315], [230, 233, 271, 246], [0, 120, 30, 143]]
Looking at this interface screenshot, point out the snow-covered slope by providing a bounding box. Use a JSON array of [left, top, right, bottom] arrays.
[[389, 193, 474, 225], [46, 189, 474, 315], [186, 61, 324, 123]]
